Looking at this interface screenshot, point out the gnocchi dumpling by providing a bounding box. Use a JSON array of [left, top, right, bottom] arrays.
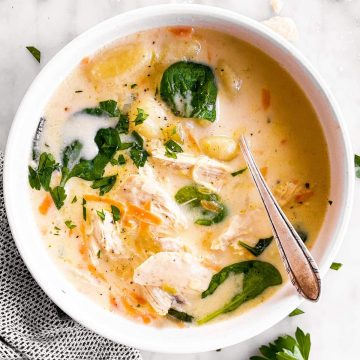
[[216, 60, 242, 96], [200, 136, 239, 161]]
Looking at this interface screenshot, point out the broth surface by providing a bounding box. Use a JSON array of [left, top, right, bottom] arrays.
[[29, 27, 330, 327]]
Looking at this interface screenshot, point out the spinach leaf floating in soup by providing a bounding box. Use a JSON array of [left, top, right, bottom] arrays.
[[238, 236, 274, 257], [175, 184, 227, 226], [160, 61, 217, 121], [198, 260, 282, 324]]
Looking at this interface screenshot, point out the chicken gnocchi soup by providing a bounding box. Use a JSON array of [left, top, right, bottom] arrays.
[[29, 27, 330, 327]]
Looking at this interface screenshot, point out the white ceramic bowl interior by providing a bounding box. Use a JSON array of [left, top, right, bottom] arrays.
[[4, 4, 354, 354]]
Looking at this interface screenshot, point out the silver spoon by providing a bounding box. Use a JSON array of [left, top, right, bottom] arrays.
[[239, 135, 321, 301]]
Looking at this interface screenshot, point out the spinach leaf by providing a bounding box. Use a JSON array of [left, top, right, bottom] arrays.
[[175, 184, 227, 225], [91, 175, 117, 195], [26, 46, 41, 63], [167, 308, 193, 323], [164, 139, 183, 159], [50, 186, 67, 210], [238, 236, 274, 256], [250, 327, 311, 360], [62, 140, 82, 168], [160, 61, 217, 122], [198, 260, 282, 324], [355, 154, 360, 178]]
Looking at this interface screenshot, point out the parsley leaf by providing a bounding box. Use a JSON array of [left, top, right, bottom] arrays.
[[82, 198, 87, 221], [289, 308, 304, 317], [330, 262, 342, 270], [116, 113, 130, 134], [117, 154, 126, 165], [62, 140, 82, 169], [91, 175, 117, 196], [250, 327, 311, 360], [83, 100, 120, 117], [111, 205, 121, 222], [96, 209, 106, 221], [37, 152, 58, 191], [28, 166, 41, 190], [64, 220, 76, 229], [164, 139, 183, 159], [130, 83, 137, 89], [134, 108, 149, 125], [231, 167, 247, 177], [129, 131, 149, 168], [50, 186, 67, 210], [71, 196, 77, 204], [26, 46, 41, 63], [355, 154, 360, 178]]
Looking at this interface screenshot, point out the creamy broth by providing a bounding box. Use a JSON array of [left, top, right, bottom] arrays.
[[29, 27, 330, 327]]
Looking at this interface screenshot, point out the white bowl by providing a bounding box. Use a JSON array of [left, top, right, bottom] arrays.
[[4, 4, 354, 354]]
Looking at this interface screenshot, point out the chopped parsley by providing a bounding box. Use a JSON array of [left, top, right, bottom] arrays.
[[26, 46, 41, 63], [91, 175, 117, 196], [129, 131, 149, 168], [50, 186, 67, 210], [82, 198, 87, 221], [71, 196, 77, 204], [289, 308, 305, 317], [134, 108, 149, 126], [330, 262, 342, 271], [97, 249, 101, 258], [164, 139, 183, 159], [111, 205, 121, 222], [130, 83, 137, 89], [231, 167, 247, 177], [117, 154, 126, 165], [64, 220, 76, 229], [96, 209, 106, 222], [355, 154, 360, 178]]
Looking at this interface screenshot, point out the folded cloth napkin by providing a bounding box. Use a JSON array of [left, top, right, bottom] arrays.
[[0, 153, 142, 360]]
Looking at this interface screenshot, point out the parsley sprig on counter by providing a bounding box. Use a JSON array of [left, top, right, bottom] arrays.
[[250, 327, 311, 360]]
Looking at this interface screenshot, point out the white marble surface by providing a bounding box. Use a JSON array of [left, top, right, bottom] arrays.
[[1, 0, 360, 358]]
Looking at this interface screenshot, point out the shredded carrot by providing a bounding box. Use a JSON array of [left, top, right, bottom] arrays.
[[39, 194, 52, 215], [83, 194, 126, 213], [168, 26, 194, 37], [131, 292, 148, 306], [81, 56, 89, 65], [262, 88, 271, 110], [121, 296, 139, 317], [141, 315, 152, 324], [138, 201, 151, 236], [87, 264, 105, 281], [127, 203, 162, 225], [260, 167, 268, 177], [109, 294, 118, 308], [202, 259, 222, 272]]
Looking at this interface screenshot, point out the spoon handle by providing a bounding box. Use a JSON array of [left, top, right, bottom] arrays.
[[240, 136, 321, 301]]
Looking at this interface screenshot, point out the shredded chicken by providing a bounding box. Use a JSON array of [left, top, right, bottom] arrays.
[[142, 286, 174, 315], [148, 140, 232, 192], [211, 210, 272, 252], [122, 167, 187, 242], [134, 252, 213, 293], [88, 210, 129, 258]]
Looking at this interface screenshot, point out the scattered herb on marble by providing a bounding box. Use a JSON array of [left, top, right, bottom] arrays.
[[330, 262, 342, 271], [26, 46, 41, 63], [289, 308, 305, 317], [249, 327, 311, 360]]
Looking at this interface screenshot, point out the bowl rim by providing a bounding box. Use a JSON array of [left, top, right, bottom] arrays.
[[3, 3, 354, 354]]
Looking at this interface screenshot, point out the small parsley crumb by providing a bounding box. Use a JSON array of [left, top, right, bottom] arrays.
[[97, 249, 101, 258], [97, 209, 106, 221], [75, 90, 83, 93], [330, 262, 342, 271], [26, 46, 41, 63], [130, 83, 137, 89], [71, 196, 77, 204], [231, 167, 247, 177], [82, 198, 87, 221], [64, 220, 76, 229], [134, 108, 149, 125], [289, 308, 304, 317]]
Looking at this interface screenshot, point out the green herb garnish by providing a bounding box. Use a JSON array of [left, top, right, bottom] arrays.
[[28, 152, 58, 191], [82, 198, 87, 221], [64, 220, 76, 229], [249, 327, 311, 360], [97, 249, 101, 258], [238, 236, 274, 256], [198, 260, 282, 324], [330, 262, 342, 270], [164, 139, 183, 159], [231, 167, 247, 177], [134, 108, 149, 126], [130, 83, 137, 89], [111, 205, 121, 222], [160, 61, 217, 121], [289, 308, 305, 317], [96, 209, 106, 221], [355, 154, 360, 178], [82, 99, 120, 117], [167, 308, 193, 323], [116, 113, 130, 134], [175, 184, 227, 226], [117, 154, 126, 165], [26, 46, 41, 63], [71, 196, 77, 204], [91, 175, 117, 196], [50, 186, 67, 210], [129, 131, 149, 168]]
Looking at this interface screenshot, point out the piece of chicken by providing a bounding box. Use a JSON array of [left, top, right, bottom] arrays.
[[88, 210, 129, 258], [211, 209, 272, 252], [122, 167, 187, 243], [148, 141, 232, 192], [134, 252, 213, 293]]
